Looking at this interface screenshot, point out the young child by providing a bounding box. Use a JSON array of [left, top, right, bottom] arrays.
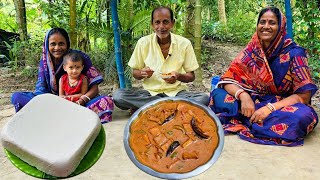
[[59, 51, 89, 104]]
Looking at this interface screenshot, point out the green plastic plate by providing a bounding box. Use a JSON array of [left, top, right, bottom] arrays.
[[5, 126, 105, 179]]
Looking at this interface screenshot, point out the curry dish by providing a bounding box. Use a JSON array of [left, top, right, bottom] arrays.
[[129, 100, 219, 173]]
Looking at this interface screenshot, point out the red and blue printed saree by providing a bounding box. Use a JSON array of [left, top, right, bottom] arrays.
[[209, 12, 318, 146]]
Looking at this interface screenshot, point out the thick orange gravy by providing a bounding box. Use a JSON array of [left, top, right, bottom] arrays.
[[129, 101, 219, 173]]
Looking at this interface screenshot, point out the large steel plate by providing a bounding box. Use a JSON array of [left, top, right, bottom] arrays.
[[123, 97, 224, 179]]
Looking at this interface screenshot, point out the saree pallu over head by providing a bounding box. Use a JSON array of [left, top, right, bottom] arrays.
[[221, 11, 317, 96], [34, 29, 103, 95]]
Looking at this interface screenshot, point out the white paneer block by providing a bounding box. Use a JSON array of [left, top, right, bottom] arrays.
[[1, 94, 101, 177]]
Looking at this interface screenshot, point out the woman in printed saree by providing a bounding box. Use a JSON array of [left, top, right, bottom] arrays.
[[209, 7, 318, 146], [11, 28, 114, 123]]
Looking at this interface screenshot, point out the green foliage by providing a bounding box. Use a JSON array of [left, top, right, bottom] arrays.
[[87, 47, 112, 75], [0, 1, 17, 32], [200, 47, 210, 66], [88, 46, 133, 86], [36, 0, 70, 28], [294, 0, 320, 81], [4, 37, 42, 74], [202, 0, 287, 45], [22, 38, 43, 67], [202, 11, 256, 45], [21, 66, 38, 78], [1, 0, 51, 33], [3, 40, 21, 70]]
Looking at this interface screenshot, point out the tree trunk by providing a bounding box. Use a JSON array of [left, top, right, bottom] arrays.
[[106, 0, 111, 51], [194, 0, 202, 85], [85, 14, 91, 52], [129, 0, 133, 23], [206, 7, 211, 21], [13, 0, 27, 41], [128, 0, 134, 43], [184, 0, 195, 39], [94, 0, 102, 49], [70, 0, 77, 48], [218, 0, 227, 25], [125, 0, 134, 88]]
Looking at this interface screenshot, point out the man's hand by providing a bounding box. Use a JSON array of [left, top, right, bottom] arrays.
[[162, 71, 195, 83], [140, 67, 154, 79], [162, 71, 179, 84], [133, 67, 154, 80]]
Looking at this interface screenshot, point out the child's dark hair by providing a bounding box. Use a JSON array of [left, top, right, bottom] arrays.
[[63, 52, 84, 65], [257, 7, 281, 26]]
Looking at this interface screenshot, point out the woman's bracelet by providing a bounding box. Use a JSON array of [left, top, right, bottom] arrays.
[[79, 97, 87, 104], [235, 89, 245, 100], [266, 103, 276, 112], [81, 95, 91, 101]]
